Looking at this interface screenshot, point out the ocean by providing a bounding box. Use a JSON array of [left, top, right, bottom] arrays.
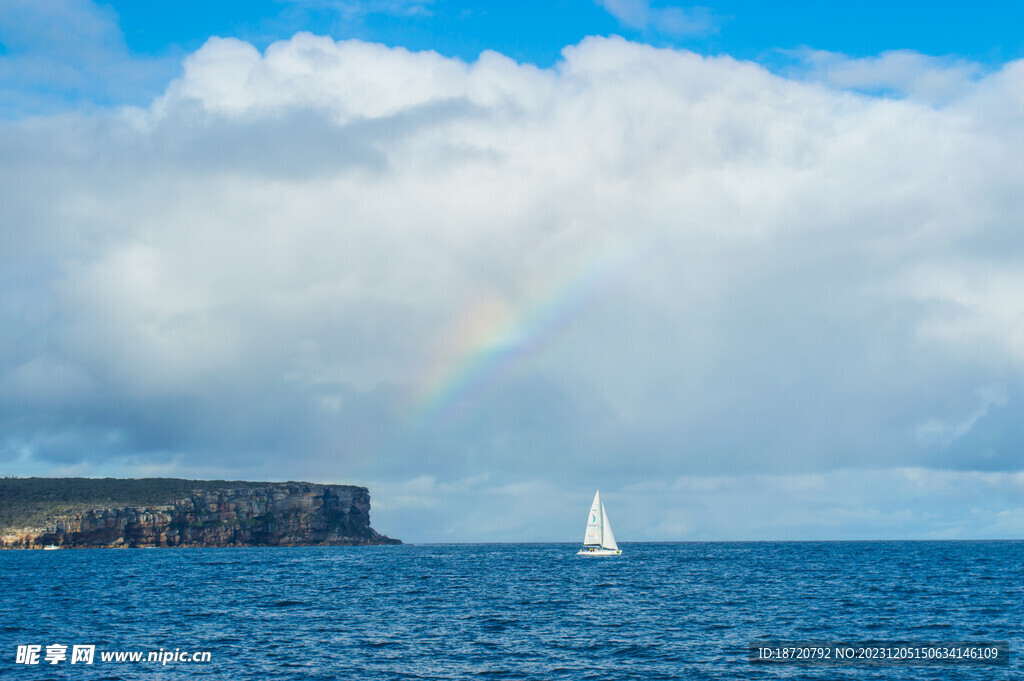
[[1, 541, 1021, 679]]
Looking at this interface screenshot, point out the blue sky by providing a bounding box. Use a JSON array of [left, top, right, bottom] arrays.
[[2, 0, 1024, 542], [92, 1, 1024, 65]]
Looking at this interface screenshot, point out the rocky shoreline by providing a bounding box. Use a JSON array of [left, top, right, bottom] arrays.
[[0, 481, 400, 549]]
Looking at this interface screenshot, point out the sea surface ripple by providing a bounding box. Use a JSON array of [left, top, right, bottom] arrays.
[[1, 541, 1021, 679]]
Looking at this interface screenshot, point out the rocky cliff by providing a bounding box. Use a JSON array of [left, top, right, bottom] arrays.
[[0, 480, 399, 548]]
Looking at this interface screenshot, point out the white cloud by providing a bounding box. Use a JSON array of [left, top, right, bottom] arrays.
[[279, 0, 435, 19], [906, 264, 1024, 364], [2, 34, 1024, 538], [596, 1, 718, 36], [786, 48, 985, 103]]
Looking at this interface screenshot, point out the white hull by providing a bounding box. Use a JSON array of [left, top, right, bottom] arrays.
[[577, 546, 621, 556]]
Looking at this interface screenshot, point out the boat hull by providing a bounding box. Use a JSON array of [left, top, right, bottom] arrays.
[[577, 547, 621, 556]]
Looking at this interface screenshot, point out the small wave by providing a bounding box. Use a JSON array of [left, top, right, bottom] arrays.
[[611, 643, 658, 658]]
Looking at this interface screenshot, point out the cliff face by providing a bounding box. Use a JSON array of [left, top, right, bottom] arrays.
[[0, 483, 399, 548]]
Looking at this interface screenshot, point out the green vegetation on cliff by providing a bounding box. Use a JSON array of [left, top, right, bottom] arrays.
[[0, 477, 276, 529]]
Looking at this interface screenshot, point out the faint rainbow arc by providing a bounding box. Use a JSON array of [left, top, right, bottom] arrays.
[[408, 247, 627, 431]]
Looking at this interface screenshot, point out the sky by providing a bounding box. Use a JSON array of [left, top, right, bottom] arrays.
[[1, 0, 1023, 542]]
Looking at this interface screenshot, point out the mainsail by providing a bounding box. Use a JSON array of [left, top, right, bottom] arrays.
[[582, 490, 619, 550], [583, 490, 603, 545]]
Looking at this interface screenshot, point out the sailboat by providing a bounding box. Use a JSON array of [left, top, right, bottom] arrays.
[[577, 490, 621, 556]]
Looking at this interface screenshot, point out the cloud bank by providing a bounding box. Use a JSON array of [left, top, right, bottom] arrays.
[[2, 33, 1023, 539]]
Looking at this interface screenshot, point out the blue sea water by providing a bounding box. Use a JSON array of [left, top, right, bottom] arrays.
[[1, 541, 1021, 680]]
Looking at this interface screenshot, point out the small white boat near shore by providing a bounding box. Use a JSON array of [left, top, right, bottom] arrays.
[[577, 490, 621, 556], [42, 544, 59, 550]]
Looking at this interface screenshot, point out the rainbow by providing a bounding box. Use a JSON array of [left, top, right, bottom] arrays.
[[408, 245, 633, 431]]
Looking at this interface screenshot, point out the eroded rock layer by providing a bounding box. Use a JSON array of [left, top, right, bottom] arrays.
[[0, 482, 399, 548]]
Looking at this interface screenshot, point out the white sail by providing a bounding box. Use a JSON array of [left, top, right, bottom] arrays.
[[599, 501, 618, 551], [582, 490, 603, 546], [578, 489, 622, 556]]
